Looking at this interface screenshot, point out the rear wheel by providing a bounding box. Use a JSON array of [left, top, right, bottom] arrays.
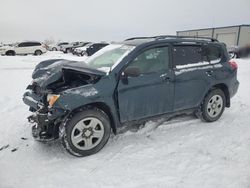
[[61, 108, 111, 157], [201, 89, 226, 122], [34, 50, 42, 56], [52, 47, 57, 51]]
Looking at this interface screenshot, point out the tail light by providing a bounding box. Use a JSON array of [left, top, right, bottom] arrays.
[[229, 60, 238, 70]]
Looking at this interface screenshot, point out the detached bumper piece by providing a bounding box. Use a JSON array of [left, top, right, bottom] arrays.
[[28, 109, 60, 142]]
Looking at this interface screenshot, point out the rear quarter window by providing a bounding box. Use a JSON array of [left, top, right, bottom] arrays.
[[202, 44, 224, 63]]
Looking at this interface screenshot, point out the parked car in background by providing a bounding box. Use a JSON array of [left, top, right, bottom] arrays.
[[49, 42, 69, 51], [23, 35, 239, 157], [0, 41, 47, 56], [84, 42, 109, 56], [74, 42, 109, 56], [228, 45, 250, 58], [73, 43, 93, 56], [62, 42, 90, 54]]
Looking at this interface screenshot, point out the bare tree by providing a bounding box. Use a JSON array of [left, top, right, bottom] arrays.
[[43, 37, 55, 46]]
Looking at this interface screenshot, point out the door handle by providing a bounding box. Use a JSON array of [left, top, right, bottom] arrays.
[[160, 74, 171, 82], [206, 70, 213, 76]]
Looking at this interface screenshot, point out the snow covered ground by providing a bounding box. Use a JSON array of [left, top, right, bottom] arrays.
[[0, 52, 249, 188]]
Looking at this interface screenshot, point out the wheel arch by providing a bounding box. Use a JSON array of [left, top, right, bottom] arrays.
[[209, 83, 230, 107], [67, 102, 117, 134], [34, 49, 42, 54], [5, 50, 15, 55]]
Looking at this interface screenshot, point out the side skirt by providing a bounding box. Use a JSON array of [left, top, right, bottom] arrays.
[[116, 107, 198, 134]]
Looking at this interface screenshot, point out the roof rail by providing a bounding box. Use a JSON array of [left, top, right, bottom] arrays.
[[154, 35, 218, 42], [124, 35, 218, 42], [124, 37, 155, 41]]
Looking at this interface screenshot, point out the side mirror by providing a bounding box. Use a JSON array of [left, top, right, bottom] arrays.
[[123, 66, 140, 78]]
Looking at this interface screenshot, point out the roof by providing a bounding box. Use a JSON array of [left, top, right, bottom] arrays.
[[177, 24, 250, 33]]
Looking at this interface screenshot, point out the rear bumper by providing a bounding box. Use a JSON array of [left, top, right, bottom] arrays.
[[229, 80, 239, 98]]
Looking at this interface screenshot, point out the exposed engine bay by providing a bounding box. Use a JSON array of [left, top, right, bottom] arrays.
[[46, 68, 102, 93]]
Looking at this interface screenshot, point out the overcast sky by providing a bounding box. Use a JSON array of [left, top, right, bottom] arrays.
[[0, 0, 249, 43]]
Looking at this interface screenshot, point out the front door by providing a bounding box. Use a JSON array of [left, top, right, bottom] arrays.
[[117, 46, 174, 123], [15, 42, 30, 54]]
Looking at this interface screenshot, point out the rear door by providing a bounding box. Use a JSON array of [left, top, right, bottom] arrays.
[[30, 42, 42, 53], [172, 44, 214, 111], [117, 46, 175, 123]]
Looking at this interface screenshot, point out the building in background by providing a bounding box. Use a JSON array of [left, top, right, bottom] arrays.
[[177, 24, 250, 47]]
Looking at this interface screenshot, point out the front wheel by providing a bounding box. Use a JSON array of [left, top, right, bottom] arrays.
[[81, 51, 88, 56], [6, 51, 15, 56], [201, 89, 226, 122], [61, 108, 111, 157]]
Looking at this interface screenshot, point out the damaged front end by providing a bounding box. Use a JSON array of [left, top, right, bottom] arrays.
[[23, 59, 104, 142], [23, 82, 68, 141], [28, 108, 65, 141]]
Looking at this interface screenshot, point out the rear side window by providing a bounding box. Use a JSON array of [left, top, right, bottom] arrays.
[[173, 44, 224, 68], [31, 42, 41, 46], [58, 43, 69, 46], [173, 45, 202, 68]]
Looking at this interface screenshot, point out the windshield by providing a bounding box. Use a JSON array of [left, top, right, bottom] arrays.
[[86, 44, 134, 73]]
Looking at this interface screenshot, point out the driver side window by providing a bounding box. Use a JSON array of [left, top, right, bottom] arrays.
[[127, 46, 169, 74]]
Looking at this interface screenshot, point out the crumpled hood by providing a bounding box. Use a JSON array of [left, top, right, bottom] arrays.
[[32, 59, 105, 89]]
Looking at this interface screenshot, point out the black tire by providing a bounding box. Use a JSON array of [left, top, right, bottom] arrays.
[[6, 50, 15, 56], [61, 107, 111, 157], [200, 89, 226, 122], [34, 50, 42, 56], [81, 51, 87, 56], [66, 48, 71, 53], [52, 47, 57, 51]]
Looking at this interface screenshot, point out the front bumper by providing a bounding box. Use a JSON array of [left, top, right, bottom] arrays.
[[23, 90, 44, 111], [28, 110, 60, 141], [23, 89, 67, 141], [0, 50, 6, 55]]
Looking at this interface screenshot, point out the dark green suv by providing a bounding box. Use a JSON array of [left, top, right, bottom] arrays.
[[23, 35, 239, 157]]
